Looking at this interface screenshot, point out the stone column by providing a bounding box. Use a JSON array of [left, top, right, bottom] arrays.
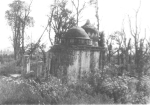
[[22, 55, 30, 75], [26, 55, 30, 73], [37, 61, 43, 77]]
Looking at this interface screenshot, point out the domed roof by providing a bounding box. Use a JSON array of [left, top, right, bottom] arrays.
[[82, 20, 99, 34], [64, 27, 90, 39]]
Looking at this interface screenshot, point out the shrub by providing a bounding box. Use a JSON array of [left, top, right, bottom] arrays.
[[86, 63, 150, 104], [0, 76, 43, 104], [100, 76, 138, 103], [131, 75, 150, 104], [86, 64, 140, 103], [0, 74, 114, 104], [61, 81, 112, 104], [31, 75, 68, 104], [0, 61, 21, 76], [35, 75, 112, 104]]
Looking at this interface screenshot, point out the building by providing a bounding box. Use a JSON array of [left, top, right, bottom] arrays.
[[46, 21, 102, 84]]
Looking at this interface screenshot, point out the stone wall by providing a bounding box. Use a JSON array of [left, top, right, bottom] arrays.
[[47, 45, 101, 84]]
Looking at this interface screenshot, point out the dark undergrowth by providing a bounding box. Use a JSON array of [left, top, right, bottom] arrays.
[[0, 75, 113, 104], [0, 73, 150, 104], [0, 60, 21, 76], [0, 61, 150, 104]]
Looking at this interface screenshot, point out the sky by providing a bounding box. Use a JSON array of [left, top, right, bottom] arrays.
[[0, 0, 150, 51]]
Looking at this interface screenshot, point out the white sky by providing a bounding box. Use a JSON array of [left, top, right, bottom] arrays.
[[0, 0, 150, 51]]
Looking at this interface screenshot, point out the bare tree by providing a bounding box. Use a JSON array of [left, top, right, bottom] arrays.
[[47, 7, 55, 46], [128, 1, 142, 78], [5, 0, 34, 60], [27, 0, 76, 56], [95, 0, 100, 30], [21, 0, 34, 54], [127, 1, 150, 92], [48, 0, 76, 44], [71, 0, 89, 26]]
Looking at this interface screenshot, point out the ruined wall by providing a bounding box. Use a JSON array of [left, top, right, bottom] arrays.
[[47, 45, 101, 84]]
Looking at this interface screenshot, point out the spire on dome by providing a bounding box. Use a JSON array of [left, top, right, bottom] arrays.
[[84, 19, 91, 26], [82, 19, 96, 30]]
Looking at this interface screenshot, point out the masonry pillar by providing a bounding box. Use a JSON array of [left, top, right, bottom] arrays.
[[22, 55, 30, 75], [37, 61, 43, 77]]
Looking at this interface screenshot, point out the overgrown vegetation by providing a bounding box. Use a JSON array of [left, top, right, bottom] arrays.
[[86, 64, 150, 104], [0, 61, 21, 76], [2, 0, 150, 104], [0, 75, 113, 104], [2, 67, 150, 104]]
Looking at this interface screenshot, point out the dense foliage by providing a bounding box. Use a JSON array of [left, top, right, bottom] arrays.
[[0, 74, 112, 104], [86, 64, 150, 104]]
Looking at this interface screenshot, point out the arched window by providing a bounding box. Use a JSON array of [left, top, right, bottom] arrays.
[[70, 39, 74, 44], [61, 39, 65, 44], [78, 39, 81, 44], [81, 39, 85, 44], [86, 40, 89, 45]]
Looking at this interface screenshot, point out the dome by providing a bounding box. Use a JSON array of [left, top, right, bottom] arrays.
[[82, 21, 99, 34], [82, 20, 99, 42], [64, 27, 90, 39], [82, 25, 99, 34]]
